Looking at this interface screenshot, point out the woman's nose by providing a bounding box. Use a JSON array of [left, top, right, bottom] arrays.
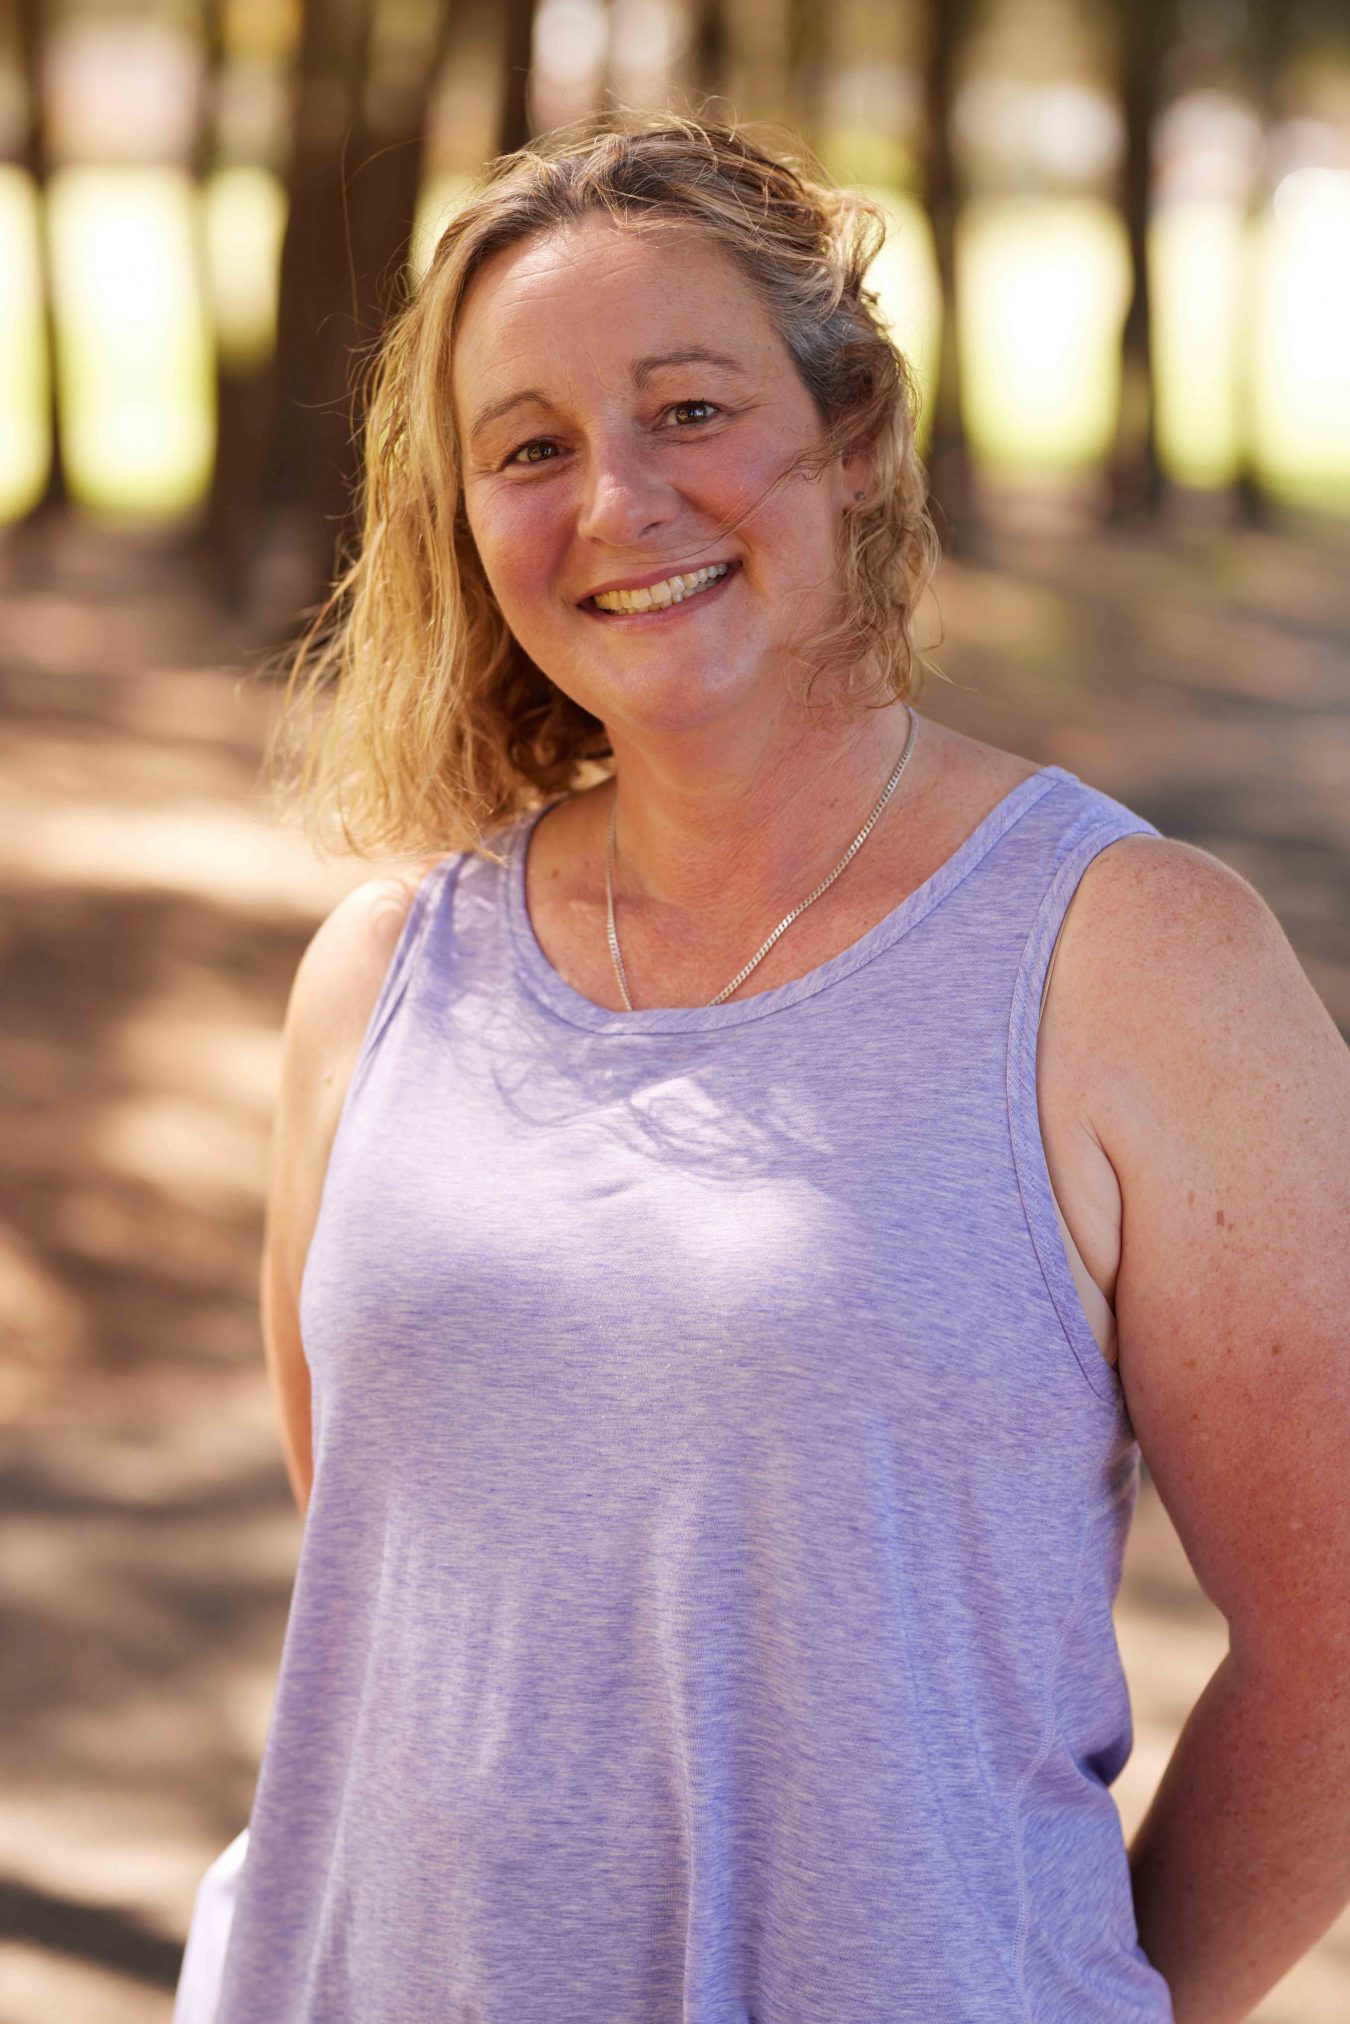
[[575, 439, 675, 547]]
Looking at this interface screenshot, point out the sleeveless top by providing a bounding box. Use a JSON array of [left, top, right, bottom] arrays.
[[214, 762, 1176, 2023]]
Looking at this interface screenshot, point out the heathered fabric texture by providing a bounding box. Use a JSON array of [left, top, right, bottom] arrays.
[[215, 762, 1176, 2023]]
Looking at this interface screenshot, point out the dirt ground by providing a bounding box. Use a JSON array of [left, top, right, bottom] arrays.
[[2, 493, 1348, 2021]]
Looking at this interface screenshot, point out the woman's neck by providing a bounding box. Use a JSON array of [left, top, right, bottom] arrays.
[[600, 702, 922, 926]]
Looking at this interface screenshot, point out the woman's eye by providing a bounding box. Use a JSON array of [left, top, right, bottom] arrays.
[[666, 400, 720, 427], [503, 400, 722, 468]]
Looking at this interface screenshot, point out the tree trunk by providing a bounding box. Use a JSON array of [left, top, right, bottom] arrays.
[[198, 0, 278, 605], [1233, 0, 1285, 532], [921, 0, 975, 554], [258, 0, 374, 604], [1106, 0, 1169, 527], [215, 0, 454, 614], [785, 0, 829, 152], [13, 0, 66, 533], [497, 0, 538, 156], [690, 0, 728, 103], [245, 3, 427, 610]]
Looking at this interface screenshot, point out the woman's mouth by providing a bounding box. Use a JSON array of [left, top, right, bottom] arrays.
[[581, 560, 740, 624]]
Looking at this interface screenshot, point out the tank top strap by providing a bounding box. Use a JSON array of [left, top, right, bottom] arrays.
[[1005, 786, 1163, 1399], [339, 857, 460, 1136]]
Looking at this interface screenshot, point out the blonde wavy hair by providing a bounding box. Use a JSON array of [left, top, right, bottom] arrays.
[[262, 106, 941, 865]]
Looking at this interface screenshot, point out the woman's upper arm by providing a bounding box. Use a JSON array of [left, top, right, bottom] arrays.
[[261, 866, 435, 1517], [1067, 835, 1350, 1680]]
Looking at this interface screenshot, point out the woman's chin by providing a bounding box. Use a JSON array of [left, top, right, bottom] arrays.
[[581, 665, 784, 743]]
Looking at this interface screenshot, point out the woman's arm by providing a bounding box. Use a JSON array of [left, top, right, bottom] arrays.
[[1063, 835, 1350, 2023]]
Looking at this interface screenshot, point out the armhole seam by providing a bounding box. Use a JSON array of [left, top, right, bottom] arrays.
[[347, 858, 452, 1094], [298, 859, 453, 1344], [1006, 815, 1158, 1407]]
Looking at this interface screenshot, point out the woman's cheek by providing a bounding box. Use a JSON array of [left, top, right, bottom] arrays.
[[477, 486, 567, 606]]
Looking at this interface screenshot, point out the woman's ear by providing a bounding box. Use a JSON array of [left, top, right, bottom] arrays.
[[841, 441, 877, 505]]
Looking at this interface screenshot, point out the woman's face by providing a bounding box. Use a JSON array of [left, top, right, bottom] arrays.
[[451, 213, 869, 742]]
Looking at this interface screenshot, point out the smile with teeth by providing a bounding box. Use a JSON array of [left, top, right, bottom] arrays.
[[590, 563, 732, 613]]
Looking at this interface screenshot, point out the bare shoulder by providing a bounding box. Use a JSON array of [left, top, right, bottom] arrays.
[[1050, 828, 1350, 1675], [1042, 826, 1345, 1173], [284, 859, 443, 1082], [1057, 828, 1279, 965]]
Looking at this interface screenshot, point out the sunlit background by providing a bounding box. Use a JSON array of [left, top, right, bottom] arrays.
[[0, 0, 1347, 537]]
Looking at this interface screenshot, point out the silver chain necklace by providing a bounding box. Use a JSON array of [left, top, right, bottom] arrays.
[[605, 704, 918, 1011]]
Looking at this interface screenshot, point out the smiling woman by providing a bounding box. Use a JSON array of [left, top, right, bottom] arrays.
[[193, 106, 1350, 2024], [262, 112, 936, 863]]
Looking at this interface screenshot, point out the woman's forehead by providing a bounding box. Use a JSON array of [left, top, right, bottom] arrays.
[[460, 220, 751, 342], [451, 220, 770, 423]]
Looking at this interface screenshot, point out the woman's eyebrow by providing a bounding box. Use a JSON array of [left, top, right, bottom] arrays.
[[466, 347, 749, 447]]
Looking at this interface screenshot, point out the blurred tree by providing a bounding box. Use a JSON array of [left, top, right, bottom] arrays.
[[252, 0, 457, 614], [720, 0, 792, 123], [498, 0, 537, 154], [691, 0, 729, 103], [11, 0, 66, 530], [1120, 0, 1336, 530], [1233, 0, 1283, 531], [785, 0, 829, 148], [247, 0, 373, 606], [921, 0, 977, 554], [1105, 0, 1173, 526], [199, 0, 297, 601]]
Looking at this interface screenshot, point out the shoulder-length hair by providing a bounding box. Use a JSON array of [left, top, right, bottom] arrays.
[[263, 107, 941, 865]]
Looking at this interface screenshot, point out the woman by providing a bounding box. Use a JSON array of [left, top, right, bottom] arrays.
[[181, 113, 1350, 2023]]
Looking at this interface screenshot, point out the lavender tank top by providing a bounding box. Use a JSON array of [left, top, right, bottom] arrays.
[[214, 762, 1176, 2023]]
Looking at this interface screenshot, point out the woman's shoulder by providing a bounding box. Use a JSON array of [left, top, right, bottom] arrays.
[[1062, 829, 1276, 975], [315, 858, 445, 974], [1043, 827, 1295, 1081], [1041, 824, 1341, 1287], [281, 859, 448, 1103]]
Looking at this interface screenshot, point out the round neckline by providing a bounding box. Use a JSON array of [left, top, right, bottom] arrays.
[[504, 763, 1074, 1035]]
